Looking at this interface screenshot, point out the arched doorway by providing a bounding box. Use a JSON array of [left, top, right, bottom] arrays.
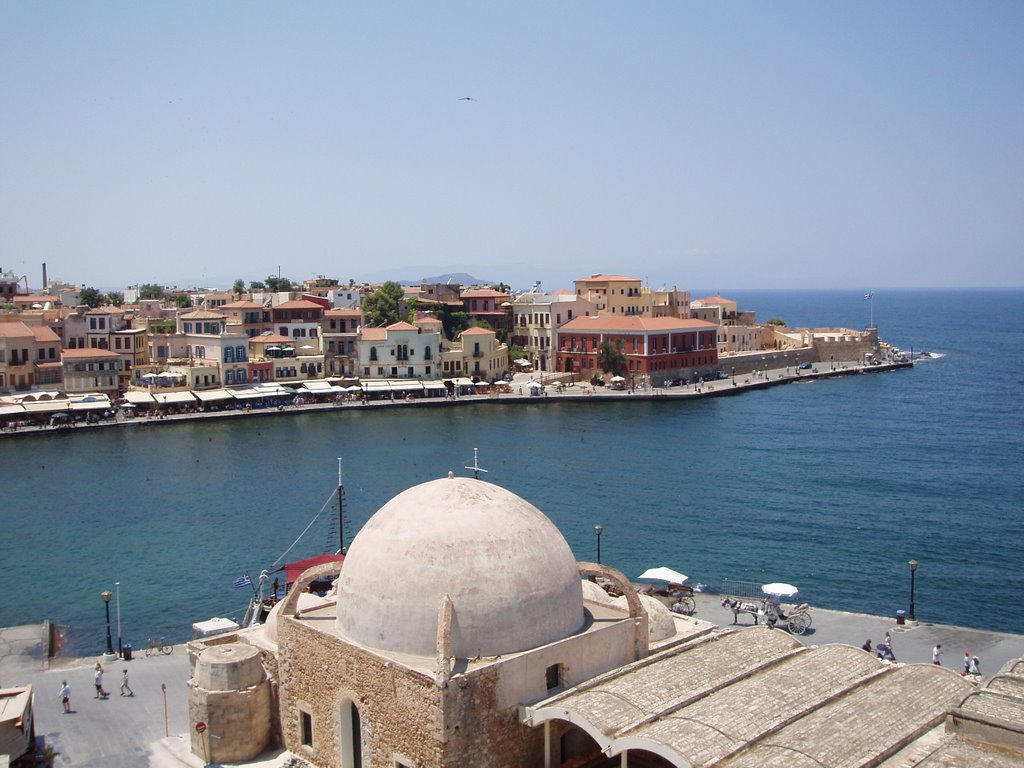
[[338, 699, 363, 768]]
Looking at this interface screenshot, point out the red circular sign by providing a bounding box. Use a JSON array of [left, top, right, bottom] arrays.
[[195, 722, 207, 734]]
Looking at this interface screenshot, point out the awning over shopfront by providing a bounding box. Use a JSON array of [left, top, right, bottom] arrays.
[[123, 391, 156, 405], [154, 391, 197, 405], [69, 395, 111, 411], [0, 404, 26, 416], [194, 389, 233, 402], [21, 400, 71, 414], [300, 380, 335, 393]]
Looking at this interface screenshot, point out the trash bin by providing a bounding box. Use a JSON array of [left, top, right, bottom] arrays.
[[123, 643, 132, 661], [895, 610, 906, 626]]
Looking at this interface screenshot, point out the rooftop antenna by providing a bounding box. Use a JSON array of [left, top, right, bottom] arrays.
[[464, 448, 489, 480]]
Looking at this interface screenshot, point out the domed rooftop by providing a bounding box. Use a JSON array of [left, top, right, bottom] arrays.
[[336, 476, 585, 657]]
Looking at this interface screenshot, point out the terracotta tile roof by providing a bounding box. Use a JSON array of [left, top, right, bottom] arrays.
[[385, 321, 418, 331], [180, 310, 227, 319], [325, 308, 362, 317], [274, 300, 324, 310], [575, 274, 641, 283], [558, 316, 717, 333], [361, 328, 387, 341], [694, 295, 734, 305], [252, 332, 293, 344], [62, 348, 119, 359], [31, 326, 61, 343], [460, 326, 494, 336], [461, 289, 509, 299], [220, 300, 264, 309], [0, 322, 33, 339]]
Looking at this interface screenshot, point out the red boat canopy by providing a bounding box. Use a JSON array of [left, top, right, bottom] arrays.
[[275, 553, 344, 585]]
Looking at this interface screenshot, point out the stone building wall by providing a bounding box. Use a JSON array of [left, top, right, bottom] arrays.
[[279, 617, 446, 767]]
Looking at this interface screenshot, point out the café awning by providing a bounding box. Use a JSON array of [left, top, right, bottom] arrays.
[[194, 389, 233, 402]]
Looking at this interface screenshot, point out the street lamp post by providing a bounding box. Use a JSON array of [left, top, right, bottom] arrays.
[[731, 366, 736, 385], [594, 525, 604, 565], [115, 581, 122, 658], [101, 590, 114, 656], [908, 560, 918, 621]]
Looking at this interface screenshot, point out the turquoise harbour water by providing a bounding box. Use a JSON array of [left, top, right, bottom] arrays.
[[1, 288, 1022, 655]]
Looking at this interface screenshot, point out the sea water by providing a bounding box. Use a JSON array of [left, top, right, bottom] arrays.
[[1, 288, 1021, 655]]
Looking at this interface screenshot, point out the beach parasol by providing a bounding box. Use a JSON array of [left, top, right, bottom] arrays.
[[761, 583, 799, 598], [638, 567, 688, 584]]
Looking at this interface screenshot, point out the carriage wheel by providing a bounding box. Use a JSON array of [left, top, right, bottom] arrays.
[[788, 613, 810, 635], [682, 596, 696, 615]]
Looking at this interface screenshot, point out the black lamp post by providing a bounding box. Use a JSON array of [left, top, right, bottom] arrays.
[[594, 525, 604, 564], [908, 560, 918, 621], [101, 590, 114, 655], [731, 366, 736, 384]]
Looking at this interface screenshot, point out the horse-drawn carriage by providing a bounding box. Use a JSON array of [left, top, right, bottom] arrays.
[[721, 582, 812, 635], [637, 566, 696, 615]]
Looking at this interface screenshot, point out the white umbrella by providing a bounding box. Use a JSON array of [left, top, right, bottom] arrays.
[[762, 583, 799, 598], [345, 385, 363, 392], [299, 344, 315, 350], [157, 371, 180, 378], [528, 381, 543, 389], [141, 373, 157, 380], [610, 375, 626, 382], [638, 567, 688, 584]]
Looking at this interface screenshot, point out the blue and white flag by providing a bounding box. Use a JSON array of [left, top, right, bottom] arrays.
[[233, 574, 252, 589], [864, 293, 874, 300]]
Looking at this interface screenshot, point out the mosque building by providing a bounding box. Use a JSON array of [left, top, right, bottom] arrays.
[[187, 475, 1024, 767]]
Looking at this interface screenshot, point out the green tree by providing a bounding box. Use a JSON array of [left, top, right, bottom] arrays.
[[106, 292, 125, 306], [508, 344, 526, 365], [264, 275, 293, 292], [232, 279, 246, 298], [249, 280, 266, 291], [79, 287, 104, 308], [766, 318, 787, 326], [597, 339, 627, 376], [491, 282, 512, 294], [138, 283, 166, 299], [174, 294, 192, 309], [362, 281, 404, 327]]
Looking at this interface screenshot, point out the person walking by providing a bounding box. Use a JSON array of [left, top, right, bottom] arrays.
[[94, 663, 107, 698], [884, 630, 894, 655], [120, 669, 134, 697], [964, 650, 972, 675], [932, 644, 943, 666], [59, 681, 71, 713]]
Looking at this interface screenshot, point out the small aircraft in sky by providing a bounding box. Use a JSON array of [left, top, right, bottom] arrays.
[[458, 96, 477, 101]]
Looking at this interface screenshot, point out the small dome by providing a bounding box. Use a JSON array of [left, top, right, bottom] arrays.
[[336, 477, 584, 657], [611, 593, 677, 642]]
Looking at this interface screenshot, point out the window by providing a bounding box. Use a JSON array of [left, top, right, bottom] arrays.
[[546, 663, 563, 690], [300, 709, 313, 747]]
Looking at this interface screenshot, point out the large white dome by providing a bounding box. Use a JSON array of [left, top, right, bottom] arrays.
[[336, 476, 584, 657]]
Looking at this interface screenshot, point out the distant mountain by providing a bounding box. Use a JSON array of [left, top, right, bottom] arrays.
[[414, 271, 493, 287]]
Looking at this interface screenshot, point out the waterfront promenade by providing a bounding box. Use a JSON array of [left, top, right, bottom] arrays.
[[0, 359, 910, 440], [2, 592, 1019, 767]]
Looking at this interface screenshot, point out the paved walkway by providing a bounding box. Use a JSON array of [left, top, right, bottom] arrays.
[[4, 583, 1018, 766]]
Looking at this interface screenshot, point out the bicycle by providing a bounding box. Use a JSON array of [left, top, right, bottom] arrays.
[[145, 637, 173, 656]]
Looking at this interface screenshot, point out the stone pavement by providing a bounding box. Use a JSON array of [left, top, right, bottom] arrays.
[[2, 592, 1020, 767], [692, 591, 1024, 675]]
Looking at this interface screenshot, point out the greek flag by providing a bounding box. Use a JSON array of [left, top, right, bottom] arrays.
[[233, 574, 252, 589], [864, 293, 874, 300]]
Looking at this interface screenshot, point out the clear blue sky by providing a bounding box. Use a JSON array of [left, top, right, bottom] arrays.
[[2, 2, 1022, 292]]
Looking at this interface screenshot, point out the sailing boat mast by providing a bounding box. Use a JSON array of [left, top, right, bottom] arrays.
[[337, 457, 346, 554], [464, 448, 489, 480]]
